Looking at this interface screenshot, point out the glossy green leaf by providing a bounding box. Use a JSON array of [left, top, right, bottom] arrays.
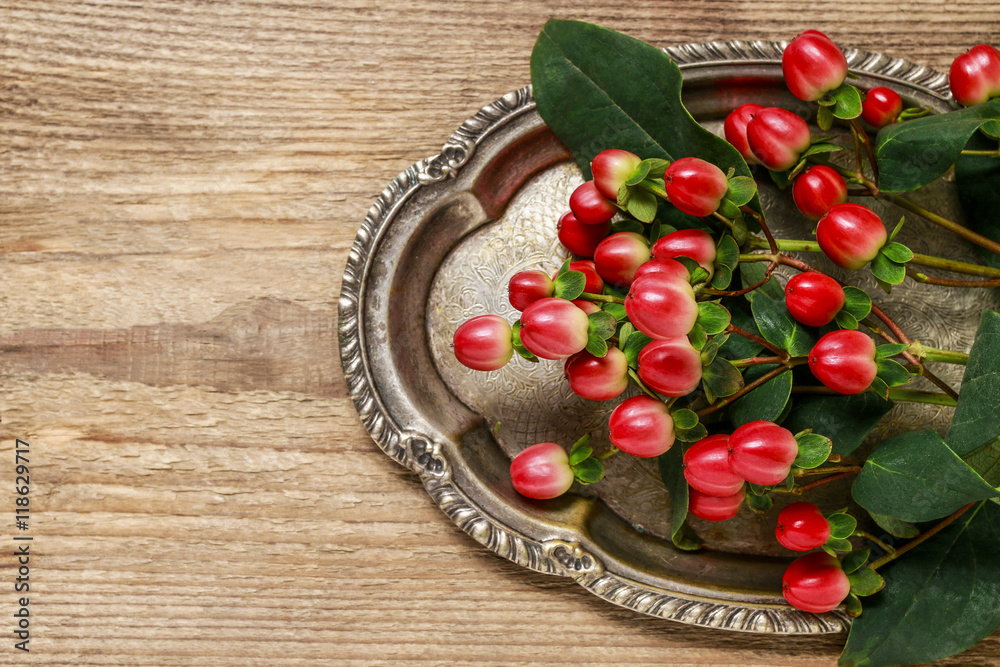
[[511, 321, 539, 362], [745, 492, 773, 513], [963, 437, 1000, 487], [842, 549, 870, 575], [782, 393, 894, 457], [588, 311, 618, 340], [824, 538, 853, 553], [839, 501, 1000, 667], [625, 160, 651, 186], [948, 310, 1000, 455], [671, 408, 699, 430], [955, 129, 1000, 267], [697, 301, 731, 335], [568, 446, 593, 466], [572, 457, 605, 484], [710, 264, 733, 290], [626, 188, 657, 222], [827, 512, 858, 539], [842, 286, 872, 320], [793, 432, 833, 469], [848, 567, 885, 597], [530, 19, 759, 224], [552, 270, 585, 300], [852, 429, 1000, 523], [701, 356, 744, 402], [585, 335, 608, 358], [879, 241, 913, 264], [658, 446, 702, 551], [874, 99, 1000, 193], [835, 310, 859, 330], [720, 300, 764, 360], [869, 512, 918, 539], [817, 104, 834, 131], [715, 234, 740, 271], [875, 358, 911, 388], [622, 330, 653, 368], [870, 253, 905, 285], [749, 278, 816, 356], [728, 368, 792, 428], [725, 175, 757, 207], [874, 343, 909, 360], [827, 82, 863, 120], [688, 322, 707, 350]]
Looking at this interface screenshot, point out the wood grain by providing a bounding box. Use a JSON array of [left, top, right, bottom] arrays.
[[2, 1, 999, 664]]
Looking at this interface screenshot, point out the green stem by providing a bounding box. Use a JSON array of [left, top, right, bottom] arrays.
[[870, 502, 978, 571], [905, 267, 1000, 288], [594, 446, 620, 461], [908, 341, 969, 365], [773, 470, 858, 495], [726, 323, 788, 359], [793, 464, 862, 477], [730, 356, 787, 369], [695, 359, 806, 418], [961, 149, 1000, 157], [579, 291, 625, 304], [880, 192, 1000, 258], [637, 178, 668, 199], [854, 530, 896, 556]]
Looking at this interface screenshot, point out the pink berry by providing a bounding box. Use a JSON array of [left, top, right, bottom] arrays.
[[510, 443, 575, 500], [724, 103, 764, 164], [815, 203, 887, 270], [784, 272, 846, 327], [508, 270, 554, 312], [633, 257, 691, 283], [572, 299, 602, 315], [591, 149, 642, 200], [519, 298, 590, 360], [683, 433, 745, 497], [625, 273, 698, 340], [688, 486, 745, 521], [861, 87, 903, 129], [791, 165, 847, 221], [949, 44, 1000, 106], [636, 337, 703, 397], [593, 231, 651, 287], [564, 348, 629, 401], [808, 329, 878, 395], [782, 30, 848, 102], [664, 157, 729, 218], [728, 420, 799, 486], [651, 228, 717, 279], [453, 314, 513, 371], [608, 395, 676, 457], [746, 107, 812, 172], [776, 502, 832, 551], [553, 260, 605, 295], [782, 551, 851, 614], [558, 211, 611, 258], [569, 180, 618, 225]]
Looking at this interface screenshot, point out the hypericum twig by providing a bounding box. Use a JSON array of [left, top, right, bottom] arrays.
[[870, 502, 978, 571], [726, 323, 789, 359]]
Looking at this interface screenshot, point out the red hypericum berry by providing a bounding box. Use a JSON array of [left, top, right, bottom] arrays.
[[569, 180, 618, 225], [651, 228, 717, 279], [608, 395, 676, 457], [572, 299, 601, 315], [775, 502, 832, 551], [593, 231, 651, 287], [510, 443, 575, 500], [553, 260, 605, 295], [636, 337, 703, 397], [949, 44, 1000, 106], [683, 434, 745, 497], [625, 273, 698, 340], [727, 420, 799, 486], [518, 298, 590, 360], [724, 103, 764, 164], [663, 157, 729, 218], [815, 203, 887, 270], [564, 348, 629, 401], [508, 270, 554, 312], [861, 87, 904, 128], [746, 107, 812, 172], [688, 486, 745, 522], [808, 329, 878, 395], [591, 149, 642, 200], [558, 211, 611, 258], [791, 165, 847, 221], [633, 257, 691, 284], [782, 551, 851, 614], [453, 314, 513, 371], [784, 272, 846, 327], [782, 30, 848, 102]]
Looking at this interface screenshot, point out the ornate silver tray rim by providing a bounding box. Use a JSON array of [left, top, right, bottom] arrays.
[[338, 41, 953, 634]]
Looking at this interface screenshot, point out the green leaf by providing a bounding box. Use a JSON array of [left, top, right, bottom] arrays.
[[658, 446, 702, 551], [617, 322, 635, 350], [572, 457, 605, 484], [782, 393, 894, 457], [879, 241, 913, 264], [670, 408, 699, 430], [874, 99, 1000, 193], [874, 343, 909, 360], [851, 429, 1000, 523], [568, 446, 593, 467], [844, 592, 864, 618], [725, 175, 757, 207], [720, 300, 764, 359], [869, 253, 905, 285], [626, 187, 658, 222], [887, 216, 905, 242], [674, 422, 708, 443], [793, 432, 833, 469], [552, 270, 586, 300], [699, 339, 720, 366], [848, 567, 885, 597], [948, 310, 1000, 455], [602, 301, 627, 321], [612, 218, 644, 235], [824, 537, 853, 552], [827, 512, 858, 539], [701, 356, 743, 400], [641, 157, 670, 178], [622, 330, 653, 368], [956, 130, 1000, 268], [839, 501, 1000, 667], [817, 104, 834, 131], [868, 376, 890, 401], [749, 277, 816, 356], [710, 264, 733, 290], [842, 286, 872, 320], [687, 322, 707, 351], [696, 301, 730, 335], [745, 491, 773, 513], [530, 19, 760, 216], [842, 549, 870, 575], [875, 358, 911, 388], [835, 310, 859, 330], [717, 198, 742, 220], [963, 437, 1000, 487], [826, 82, 863, 120], [625, 160, 651, 186], [869, 512, 919, 539], [801, 141, 845, 158], [588, 311, 618, 340], [728, 368, 792, 427], [715, 234, 740, 271], [511, 321, 539, 362], [585, 335, 608, 358]]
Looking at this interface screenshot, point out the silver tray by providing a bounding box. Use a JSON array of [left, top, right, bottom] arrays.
[[339, 41, 994, 634]]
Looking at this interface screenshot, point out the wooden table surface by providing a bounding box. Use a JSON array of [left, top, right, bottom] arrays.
[[3, 1, 999, 665]]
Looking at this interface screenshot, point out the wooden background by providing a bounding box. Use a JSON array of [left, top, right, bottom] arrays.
[[2, 1, 999, 664]]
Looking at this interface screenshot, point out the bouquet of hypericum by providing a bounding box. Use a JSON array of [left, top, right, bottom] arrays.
[[451, 20, 1000, 667]]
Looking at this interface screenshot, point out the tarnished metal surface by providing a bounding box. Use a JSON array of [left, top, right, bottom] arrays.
[[339, 42, 993, 633]]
